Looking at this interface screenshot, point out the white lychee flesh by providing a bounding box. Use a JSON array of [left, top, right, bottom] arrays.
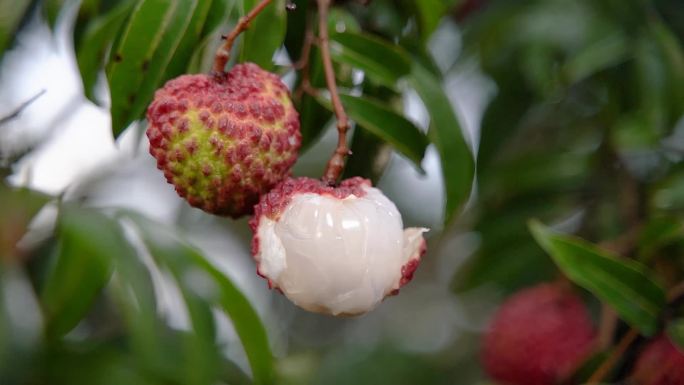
[[253, 182, 427, 316]]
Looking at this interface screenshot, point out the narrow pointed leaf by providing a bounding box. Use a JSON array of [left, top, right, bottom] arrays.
[[315, 93, 428, 170], [76, 0, 136, 103], [409, 64, 474, 224], [329, 31, 411, 89], [107, 0, 200, 137], [0, 0, 33, 60], [238, 0, 286, 70], [124, 212, 275, 385], [42, 207, 123, 337], [529, 220, 667, 335]]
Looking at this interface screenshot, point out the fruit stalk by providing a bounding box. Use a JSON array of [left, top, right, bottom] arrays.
[[317, 0, 350, 184], [212, 0, 273, 75]]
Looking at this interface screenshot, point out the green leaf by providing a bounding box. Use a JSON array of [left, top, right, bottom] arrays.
[[330, 31, 411, 89], [41, 206, 125, 337], [315, 93, 428, 170], [107, 0, 199, 137], [415, 0, 447, 40], [529, 220, 667, 335], [563, 33, 629, 84], [238, 0, 286, 70], [162, 0, 215, 80], [76, 0, 136, 103], [409, 64, 474, 224], [667, 318, 684, 351], [124, 212, 275, 385], [0, 0, 33, 60], [342, 126, 390, 185], [202, 0, 232, 38]]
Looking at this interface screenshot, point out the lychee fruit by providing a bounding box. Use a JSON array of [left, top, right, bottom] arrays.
[[481, 283, 597, 385], [631, 335, 684, 385], [146, 63, 301, 217], [249, 177, 428, 316]]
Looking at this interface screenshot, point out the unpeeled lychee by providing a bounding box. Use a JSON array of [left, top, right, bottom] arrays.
[[481, 283, 597, 385], [249, 177, 428, 316], [631, 335, 684, 385], [146, 63, 301, 217]]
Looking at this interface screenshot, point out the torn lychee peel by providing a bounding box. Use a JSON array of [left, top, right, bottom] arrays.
[[251, 177, 428, 316]]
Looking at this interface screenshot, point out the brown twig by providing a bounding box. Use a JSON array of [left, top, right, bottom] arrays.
[[317, 0, 350, 184], [587, 328, 640, 384], [0, 90, 47, 126], [294, 10, 316, 100], [212, 0, 273, 75], [597, 307, 618, 350]]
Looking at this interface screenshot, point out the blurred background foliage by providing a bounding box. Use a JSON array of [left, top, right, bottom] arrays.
[[1, 0, 684, 384]]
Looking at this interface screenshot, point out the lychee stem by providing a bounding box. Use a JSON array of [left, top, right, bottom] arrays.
[[212, 0, 273, 75], [294, 10, 315, 100], [317, 0, 350, 185], [586, 328, 639, 384]]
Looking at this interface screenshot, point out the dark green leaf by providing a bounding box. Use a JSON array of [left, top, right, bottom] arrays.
[[238, 0, 286, 70], [529, 220, 667, 335], [296, 45, 332, 150], [415, 0, 447, 40], [563, 33, 629, 84], [107, 0, 199, 137], [637, 217, 684, 262], [409, 64, 474, 224], [202, 0, 231, 37], [330, 32, 411, 89], [124, 212, 275, 385], [667, 318, 684, 351], [342, 126, 391, 185], [76, 0, 136, 103], [162, 0, 214, 79], [0, 0, 33, 60], [41, 206, 126, 337], [315, 93, 428, 170], [42, 0, 64, 29]]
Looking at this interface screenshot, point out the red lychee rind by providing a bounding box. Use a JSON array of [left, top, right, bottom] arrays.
[[631, 335, 684, 385], [248, 177, 370, 257], [482, 283, 596, 385], [146, 63, 301, 217]]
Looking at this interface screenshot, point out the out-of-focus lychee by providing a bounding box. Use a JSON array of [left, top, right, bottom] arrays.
[[631, 335, 684, 385], [146, 63, 301, 217], [481, 283, 597, 385], [249, 177, 428, 316]]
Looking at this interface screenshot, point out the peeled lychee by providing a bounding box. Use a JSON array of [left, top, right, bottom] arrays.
[[481, 283, 596, 385], [631, 335, 684, 385], [249, 177, 428, 316], [146, 63, 301, 217]]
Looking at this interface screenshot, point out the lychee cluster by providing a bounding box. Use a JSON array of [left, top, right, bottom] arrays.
[[481, 283, 597, 385], [146, 63, 301, 217], [249, 177, 428, 316], [147, 63, 428, 316]]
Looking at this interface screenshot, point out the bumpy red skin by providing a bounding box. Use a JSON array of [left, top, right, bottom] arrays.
[[482, 283, 596, 385], [631, 335, 684, 385], [248, 176, 424, 294], [146, 63, 301, 217]]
